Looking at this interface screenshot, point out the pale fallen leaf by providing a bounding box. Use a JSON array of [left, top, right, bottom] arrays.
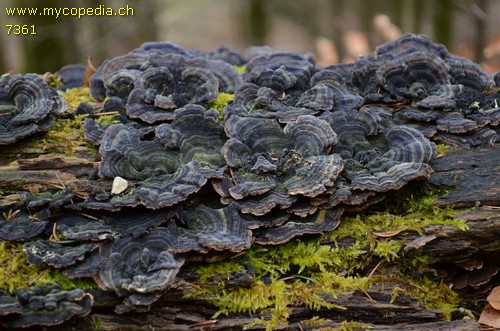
[[374, 226, 411, 237], [479, 303, 500, 328], [487, 286, 500, 310]]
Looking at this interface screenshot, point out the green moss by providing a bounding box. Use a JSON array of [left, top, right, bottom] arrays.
[[0, 188, 18, 196], [196, 260, 245, 285], [300, 317, 374, 330], [247, 241, 339, 276], [361, 184, 458, 216], [190, 244, 377, 330], [234, 65, 246, 75], [186, 184, 468, 329], [333, 321, 374, 331], [0, 241, 97, 293], [33, 114, 98, 156], [207, 92, 234, 121], [204, 66, 242, 121], [0, 241, 39, 293], [42, 73, 63, 89], [95, 114, 120, 126], [389, 275, 460, 320], [92, 316, 104, 329], [59, 87, 97, 109], [300, 316, 331, 328], [435, 143, 452, 157]]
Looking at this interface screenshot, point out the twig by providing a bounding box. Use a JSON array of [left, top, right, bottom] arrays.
[[49, 223, 60, 242], [368, 260, 383, 278], [6, 209, 21, 221], [76, 212, 103, 221], [93, 111, 119, 117], [357, 286, 375, 303], [189, 320, 218, 328], [28, 269, 49, 286]]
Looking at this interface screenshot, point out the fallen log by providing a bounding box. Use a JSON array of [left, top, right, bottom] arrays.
[[0, 137, 499, 330]]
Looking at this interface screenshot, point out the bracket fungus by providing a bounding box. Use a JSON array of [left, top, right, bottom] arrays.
[[86, 105, 226, 210], [447, 54, 495, 92], [56, 214, 119, 242], [221, 114, 343, 211], [255, 207, 344, 245], [341, 126, 436, 192], [95, 229, 184, 311], [23, 240, 98, 268], [126, 65, 221, 123], [169, 204, 253, 254], [20, 188, 74, 212], [98, 123, 180, 180], [0, 211, 48, 242], [376, 53, 451, 102], [55, 63, 86, 91], [0, 284, 93, 328], [244, 52, 314, 89], [0, 74, 65, 145], [155, 104, 226, 172]]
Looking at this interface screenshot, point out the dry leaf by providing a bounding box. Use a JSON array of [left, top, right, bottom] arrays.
[[82, 56, 96, 87], [487, 286, 500, 310], [374, 226, 410, 237], [27, 183, 40, 193], [479, 303, 500, 328], [6, 209, 21, 221]]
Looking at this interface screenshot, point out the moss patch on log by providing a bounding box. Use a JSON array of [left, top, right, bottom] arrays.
[[185, 185, 468, 330], [435, 143, 452, 157], [60, 87, 97, 109], [34, 114, 97, 156], [207, 92, 235, 122], [0, 241, 97, 293], [33, 86, 99, 156]]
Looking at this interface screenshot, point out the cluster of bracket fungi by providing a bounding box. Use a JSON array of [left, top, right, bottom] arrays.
[[0, 73, 66, 145], [0, 34, 499, 326]]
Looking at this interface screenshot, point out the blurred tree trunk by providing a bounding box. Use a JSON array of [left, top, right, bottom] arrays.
[[244, 0, 268, 45], [330, 0, 346, 60], [274, 0, 320, 39], [411, 0, 426, 33], [473, 0, 488, 62], [17, 0, 77, 73], [360, 0, 377, 48], [0, 43, 4, 73], [137, 1, 158, 42], [11, 0, 157, 73], [433, 0, 453, 48], [360, 0, 372, 33], [389, 0, 404, 28]]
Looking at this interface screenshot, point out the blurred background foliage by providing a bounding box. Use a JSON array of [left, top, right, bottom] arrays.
[[1, 0, 500, 74]]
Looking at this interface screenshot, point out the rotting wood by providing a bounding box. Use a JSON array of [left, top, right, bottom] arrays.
[[429, 145, 500, 208], [412, 206, 500, 263], [64, 204, 497, 330], [65, 283, 481, 331], [0, 142, 499, 330]]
